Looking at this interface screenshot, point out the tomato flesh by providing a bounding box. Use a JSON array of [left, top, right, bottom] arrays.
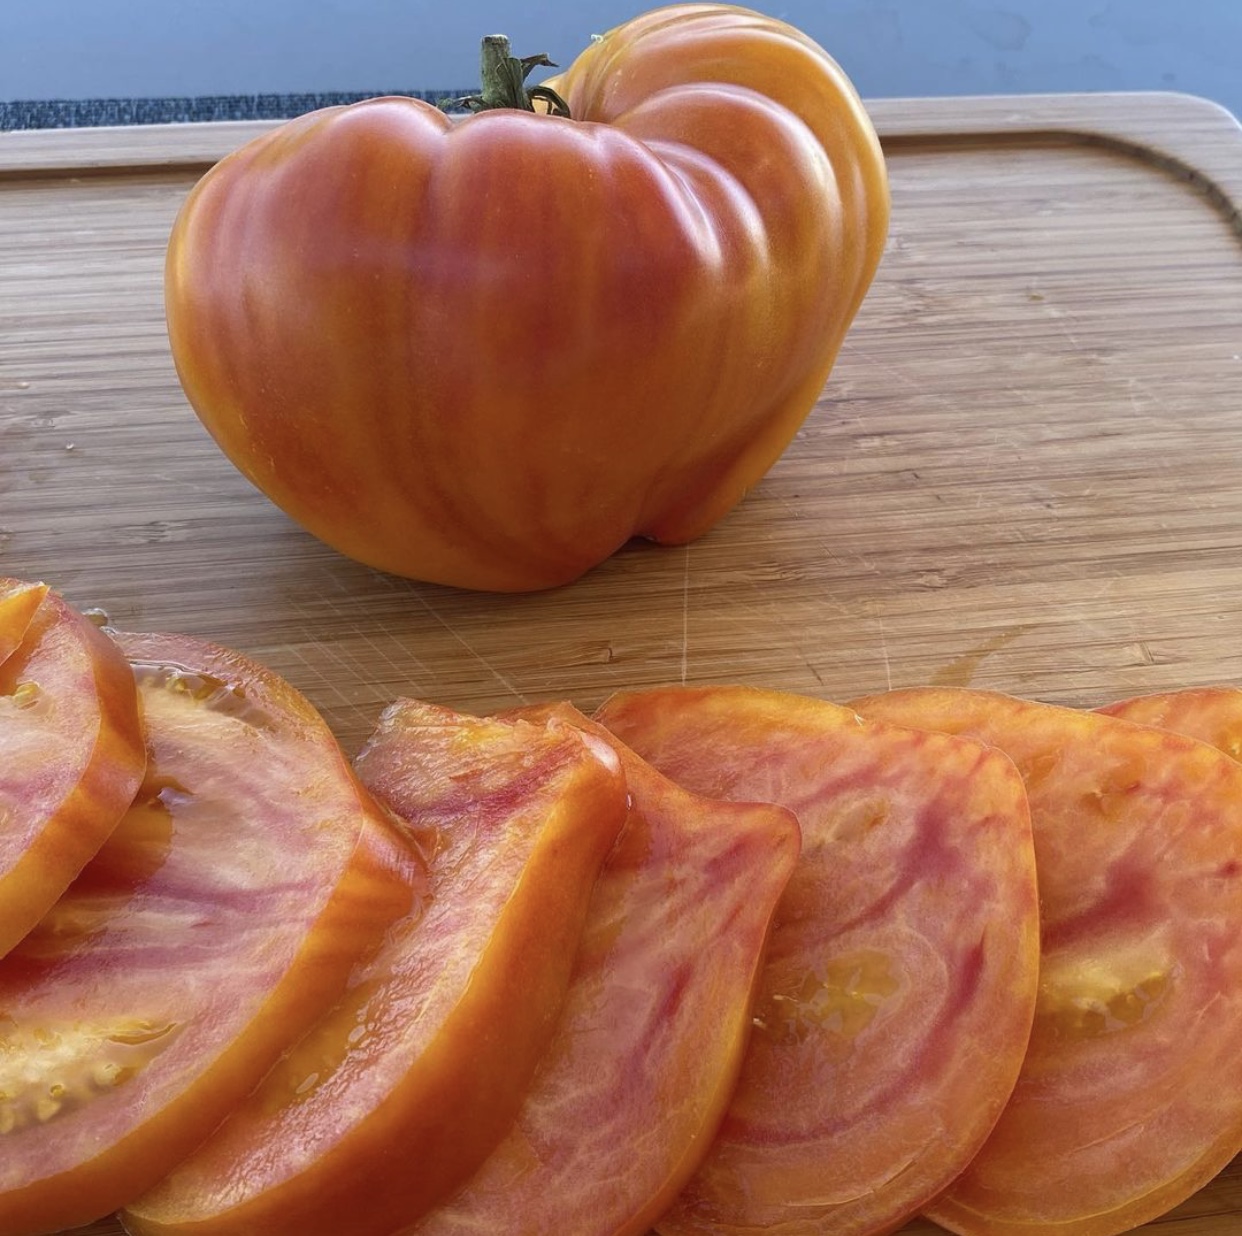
[[0, 632, 419, 1235], [124, 699, 628, 1236], [411, 704, 799, 1236], [852, 686, 1242, 1236], [597, 684, 1039, 1236], [0, 583, 145, 960]]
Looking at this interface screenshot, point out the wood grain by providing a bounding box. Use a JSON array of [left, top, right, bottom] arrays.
[[2, 91, 1241, 1234]]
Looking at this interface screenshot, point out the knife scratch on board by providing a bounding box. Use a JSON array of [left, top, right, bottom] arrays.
[[288, 595, 433, 698], [1047, 304, 1084, 352], [356, 628, 434, 690], [680, 543, 691, 685], [415, 593, 530, 704], [800, 652, 826, 688], [874, 608, 894, 692], [838, 340, 956, 407], [283, 640, 361, 710]]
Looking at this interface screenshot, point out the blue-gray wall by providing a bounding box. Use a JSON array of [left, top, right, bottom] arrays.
[[4, 1, 1241, 122]]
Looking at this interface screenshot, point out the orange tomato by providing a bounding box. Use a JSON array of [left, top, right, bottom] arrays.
[[164, 4, 888, 590]]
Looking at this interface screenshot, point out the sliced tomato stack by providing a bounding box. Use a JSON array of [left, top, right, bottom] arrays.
[[0, 622, 422, 1235], [7, 576, 1242, 1236], [1, 580, 805, 1236], [124, 699, 631, 1236], [409, 704, 801, 1236], [121, 699, 802, 1236]]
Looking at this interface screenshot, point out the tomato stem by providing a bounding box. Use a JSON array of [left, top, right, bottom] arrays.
[[440, 35, 572, 117]]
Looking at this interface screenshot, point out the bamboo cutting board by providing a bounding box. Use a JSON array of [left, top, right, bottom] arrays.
[[3, 91, 1242, 1234]]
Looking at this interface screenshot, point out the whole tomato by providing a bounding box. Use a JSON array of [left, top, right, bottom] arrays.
[[165, 3, 889, 590]]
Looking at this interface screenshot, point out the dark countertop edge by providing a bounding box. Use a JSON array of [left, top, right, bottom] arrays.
[[0, 91, 473, 130]]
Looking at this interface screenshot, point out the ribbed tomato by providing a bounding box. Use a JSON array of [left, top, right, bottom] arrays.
[[0, 632, 419, 1234], [0, 580, 145, 959], [164, 3, 888, 590]]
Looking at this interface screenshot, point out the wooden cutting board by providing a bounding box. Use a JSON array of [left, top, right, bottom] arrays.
[[3, 90, 1241, 1234]]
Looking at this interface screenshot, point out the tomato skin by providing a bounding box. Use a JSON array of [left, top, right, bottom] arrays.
[[165, 3, 888, 591], [0, 582, 146, 959], [1097, 686, 1242, 756], [0, 632, 420, 1235]]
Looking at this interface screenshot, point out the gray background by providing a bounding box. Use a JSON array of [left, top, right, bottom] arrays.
[[3, 1, 1241, 122]]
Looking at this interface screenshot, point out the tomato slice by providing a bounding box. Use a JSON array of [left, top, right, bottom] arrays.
[[596, 685, 1039, 1236], [123, 699, 628, 1236], [0, 578, 48, 663], [1097, 686, 1242, 758], [410, 703, 800, 1236], [0, 582, 145, 960], [0, 632, 420, 1235], [851, 686, 1242, 1236]]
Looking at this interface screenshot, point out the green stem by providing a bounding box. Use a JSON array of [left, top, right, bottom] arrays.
[[440, 34, 572, 117]]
